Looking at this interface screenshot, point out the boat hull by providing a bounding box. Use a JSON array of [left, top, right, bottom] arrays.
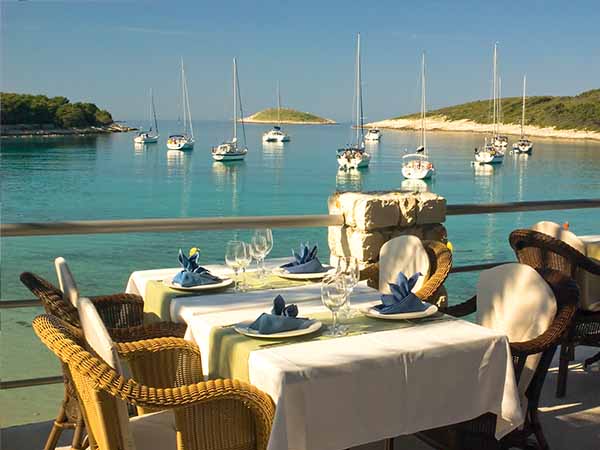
[[512, 143, 533, 155], [337, 152, 371, 169], [474, 150, 504, 164], [212, 152, 247, 161], [402, 166, 434, 180], [134, 134, 159, 144], [167, 140, 194, 151], [262, 135, 290, 143]]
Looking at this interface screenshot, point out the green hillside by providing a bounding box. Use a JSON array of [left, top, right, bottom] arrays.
[[395, 89, 600, 131], [246, 108, 335, 124]]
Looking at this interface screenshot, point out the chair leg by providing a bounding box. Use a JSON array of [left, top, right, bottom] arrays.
[[556, 343, 571, 398], [71, 414, 87, 450], [384, 438, 394, 450], [44, 403, 69, 450], [530, 409, 549, 450]]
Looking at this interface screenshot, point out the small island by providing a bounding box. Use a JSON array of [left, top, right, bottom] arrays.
[[243, 108, 336, 125], [367, 89, 600, 141], [1, 92, 136, 138]]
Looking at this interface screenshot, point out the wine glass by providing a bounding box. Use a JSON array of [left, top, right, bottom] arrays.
[[225, 240, 243, 291], [321, 274, 348, 336], [251, 228, 273, 279], [336, 256, 360, 318], [236, 242, 252, 292]]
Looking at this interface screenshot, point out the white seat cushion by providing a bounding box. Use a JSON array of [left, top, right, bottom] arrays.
[[130, 410, 177, 450], [378, 235, 430, 294], [54, 257, 79, 307], [78, 297, 135, 449], [531, 221, 586, 254], [477, 263, 557, 402]]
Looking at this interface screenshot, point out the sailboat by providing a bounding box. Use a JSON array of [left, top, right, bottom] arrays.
[[134, 89, 159, 144], [364, 128, 382, 142], [475, 42, 504, 165], [402, 53, 435, 180], [212, 57, 249, 161], [262, 81, 290, 143], [337, 33, 371, 170], [167, 59, 195, 151], [512, 75, 533, 154], [494, 77, 509, 149]]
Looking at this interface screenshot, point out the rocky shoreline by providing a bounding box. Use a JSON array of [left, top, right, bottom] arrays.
[[1, 123, 138, 138], [242, 118, 337, 125], [366, 115, 600, 141]]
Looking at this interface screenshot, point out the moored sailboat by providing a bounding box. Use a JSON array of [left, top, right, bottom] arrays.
[[212, 58, 249, 162], [262, 81, 290, 143], [167, 60, 195, 151], [134, 89, 160, 144], [512, 75, 534, 155], [475, 43, 504, 165], [402, 52, 435, 180], [364, 128, 382, 142], [337, 33, 371, 170]]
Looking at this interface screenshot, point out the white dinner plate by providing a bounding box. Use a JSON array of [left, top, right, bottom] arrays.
[[272, 265, 334, 280], [361, 304, 438, 320], [163, 277, 234, 292], [233, 320, 322, 339]]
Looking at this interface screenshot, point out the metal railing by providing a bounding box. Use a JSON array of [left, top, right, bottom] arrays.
[[1, 197, 599, 389]]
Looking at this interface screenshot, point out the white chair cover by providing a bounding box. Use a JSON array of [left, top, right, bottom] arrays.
[[378, 235, 430, 294], [531, 221, 586, 254], [54, 257, 79, 307]]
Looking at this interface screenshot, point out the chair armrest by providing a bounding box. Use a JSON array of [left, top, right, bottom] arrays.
[[440, 295, 476, 318], [89, 293, 144, 328], [415, 240, 453, 303], [360, 263, 379, 289], [580, 254, 600, 276], [109, 321, 186, 342]]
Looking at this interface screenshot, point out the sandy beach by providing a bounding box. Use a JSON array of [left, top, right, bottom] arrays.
[[366, 115, 600, 141]]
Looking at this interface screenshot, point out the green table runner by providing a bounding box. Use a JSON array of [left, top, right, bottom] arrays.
[[143, 272, 316, 323], [208, 312, 453, 382]]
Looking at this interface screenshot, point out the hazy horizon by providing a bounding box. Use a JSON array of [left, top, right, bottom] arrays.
[[2, 0, 599, 122]]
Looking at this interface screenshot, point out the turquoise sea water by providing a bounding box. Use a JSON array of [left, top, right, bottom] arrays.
[[1, 120, 600, 425]]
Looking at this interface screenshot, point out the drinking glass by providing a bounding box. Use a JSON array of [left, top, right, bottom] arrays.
[[336, 256, 360, 318], [251, 228, 273, 280], [225, 240, 244, 291], [236, 242, 253, 292], [321, 274, 348, 336]]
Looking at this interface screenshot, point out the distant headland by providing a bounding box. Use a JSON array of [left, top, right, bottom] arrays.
[[243, 108, 336, 125], [0, 92, 136, 138], [367, 89, 600, 141]]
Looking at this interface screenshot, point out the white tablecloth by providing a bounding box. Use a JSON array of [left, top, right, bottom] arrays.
[[184, 295, 523, 450]]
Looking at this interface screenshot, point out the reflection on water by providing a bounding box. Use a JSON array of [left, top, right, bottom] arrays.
[[262, 141, 285, 154], [401, 179, 429, 193], [166, 149, 193, 176], [336, 169, 363, 191], [212, 161, 244, 214], [134, 142, 146, 154]]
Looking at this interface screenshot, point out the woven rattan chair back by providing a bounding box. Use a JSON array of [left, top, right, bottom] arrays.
[[20, 272, 80, 326]]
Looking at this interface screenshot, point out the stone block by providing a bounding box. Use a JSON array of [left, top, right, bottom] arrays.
[[328, 192, 364, 227], [327, 225, 351, 257], [348, 229, 385, 262], [415, 192, 446, 225], [353, 197, 400, 231]]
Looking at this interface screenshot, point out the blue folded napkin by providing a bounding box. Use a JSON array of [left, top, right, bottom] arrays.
[[172, 249, 222, 287], [374, 272, 430, 315], [280, 243, 326, 274], [249, 295, 315, 334]]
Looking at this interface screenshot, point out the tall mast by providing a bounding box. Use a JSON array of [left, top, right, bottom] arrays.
[[521, 74, 527, 138], [355, 32, 364, 147], [150, 88, 159, 134], [181, 60, 193, 139], [181, 58, 186, 133], [492, 43, 497, 137], [277, 80, 281, 127], [420, 52, 427, 151], [233, 57, 237, 141]]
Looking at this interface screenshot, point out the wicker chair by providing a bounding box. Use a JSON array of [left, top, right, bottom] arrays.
[[417, 269, 578, 450], [20, 272, 186, 450], [509, 229, 600, 397], [360, 239, 452, 306], [32, 314, 275, 450]]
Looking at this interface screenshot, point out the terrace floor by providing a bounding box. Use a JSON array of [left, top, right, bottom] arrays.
[[2, 347, 599, 450]]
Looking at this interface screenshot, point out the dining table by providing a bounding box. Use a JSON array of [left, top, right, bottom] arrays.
[[125, 260, 524, 450]]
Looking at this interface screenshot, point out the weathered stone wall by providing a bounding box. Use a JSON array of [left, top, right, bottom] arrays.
[[328, 191, 447, 266]]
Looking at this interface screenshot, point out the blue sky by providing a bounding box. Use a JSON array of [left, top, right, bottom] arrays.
[[2, 0, 599, 121]]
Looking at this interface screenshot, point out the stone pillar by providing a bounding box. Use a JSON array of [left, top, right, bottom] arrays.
[[328, 191, 448, 304]]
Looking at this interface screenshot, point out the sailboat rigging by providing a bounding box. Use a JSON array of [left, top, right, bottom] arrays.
[[167, 59, 195, 151], [512, 75, 534, 154], [134, 89, 159, 144], [262, 81, 291, 143]]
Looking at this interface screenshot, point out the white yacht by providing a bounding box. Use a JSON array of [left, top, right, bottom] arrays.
[[337, 33, 371, 170], [167, 60, 195, 151], [364, 128, 382, 142], [512, 75, 533, 155], [402, 53, 435, 180], [212, 58, 248, 162], [134, 89, 159, 144], [262, 82, 290, 143], [475, 43, 505, 165]]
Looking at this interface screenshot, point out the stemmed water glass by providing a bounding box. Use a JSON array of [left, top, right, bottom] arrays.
[[236, 242, 252, 292], [321, 274, 348, 336], [336, 256, 360, 318], [225, 240, 245, 292], [250, 228, 273, 281]]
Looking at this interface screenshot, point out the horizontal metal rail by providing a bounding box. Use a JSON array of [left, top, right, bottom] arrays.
[[1, 199, 599, 238], [0, 376, 64, 390]]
